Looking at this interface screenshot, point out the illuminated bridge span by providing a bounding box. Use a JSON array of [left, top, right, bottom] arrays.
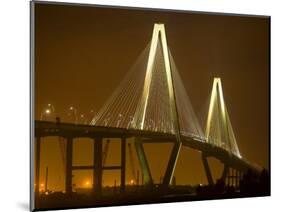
[[34, 23, 261, 195]]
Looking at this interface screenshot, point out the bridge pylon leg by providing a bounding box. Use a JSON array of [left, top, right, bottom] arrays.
[[201, 154, 214, 185], [134, 137, 153, 185], [220, 163, 229, 185], [162, 142, 182, 187]]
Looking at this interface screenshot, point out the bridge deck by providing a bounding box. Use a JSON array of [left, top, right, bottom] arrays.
[[34, 121, 261, 174]]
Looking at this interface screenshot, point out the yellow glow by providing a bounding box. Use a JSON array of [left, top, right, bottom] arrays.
[[205, 78, 242, 157], [45, 109, 50, 114], [205, 78, 219, 141], [134, 23, 179, 132], [135, 24, 160, 129], [130, 179, 134, 185], [217, 78, 226, 123], [40, 183, 44, 187], [134, 23, 182, 185], [85, 181, 90, 187]]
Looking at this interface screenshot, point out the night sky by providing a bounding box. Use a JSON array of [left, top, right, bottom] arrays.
[[34, 2, 269, 192]]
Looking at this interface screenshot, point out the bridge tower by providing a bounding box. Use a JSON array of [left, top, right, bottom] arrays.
[[203, 77, 242, 185], [205, 78, 241, 157], [133, 23, 182, 187]]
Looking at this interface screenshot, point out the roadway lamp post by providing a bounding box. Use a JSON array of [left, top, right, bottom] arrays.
[[40, 103, 55, 121], [68, 106, 78, 124], [116, 113, 123, 128], [78, 114, 87, 124], [89, 109, 97, 124]]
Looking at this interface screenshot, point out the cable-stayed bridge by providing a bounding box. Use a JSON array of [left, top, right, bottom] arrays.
[[34, 23, 261, 196]]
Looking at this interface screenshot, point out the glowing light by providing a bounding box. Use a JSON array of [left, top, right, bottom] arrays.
[[45, 109, 51, 114], [40, 183, 44, 187], [205, 78, 219, 142], [85, 180, 90, 187], [134, 23, 178, 132], [205, 78, 241, 157], [130, 179, 134, 185]]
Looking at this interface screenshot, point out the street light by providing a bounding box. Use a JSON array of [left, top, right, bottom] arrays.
[[76, 113, 87, 124], [116, 113, 123, 128], [40, 103, 55, 121], [67, 106, 78, 124], [103, 113, 111, 126], [127, 116, 134, 129], [130, 179, 135, 185], [149, 119, 155, 131], [88, 109, 97, 124], [84, 180, 91, 188]]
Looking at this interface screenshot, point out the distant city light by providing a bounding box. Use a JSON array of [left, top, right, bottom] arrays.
[[85, 180, 90, 187]]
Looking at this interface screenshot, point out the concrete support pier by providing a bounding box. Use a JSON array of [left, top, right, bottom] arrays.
[[162, 142, 181, 187], [221, 163, 229, 185], [135, 137, 153, 185], [65, 137, 73, 194], [120, 137, 126, 192], [94, 137, 103, 194], [35, 137, 41, 196], [202, 154, 214, 185]]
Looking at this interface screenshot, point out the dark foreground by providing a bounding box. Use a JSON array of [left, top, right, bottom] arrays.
[[34, 182, 270, 211]]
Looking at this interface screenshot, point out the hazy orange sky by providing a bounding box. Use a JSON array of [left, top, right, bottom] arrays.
[[34, 2, 269, 192]]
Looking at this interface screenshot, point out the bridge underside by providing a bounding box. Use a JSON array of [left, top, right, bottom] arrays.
[[34, 121, 261, 196]]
